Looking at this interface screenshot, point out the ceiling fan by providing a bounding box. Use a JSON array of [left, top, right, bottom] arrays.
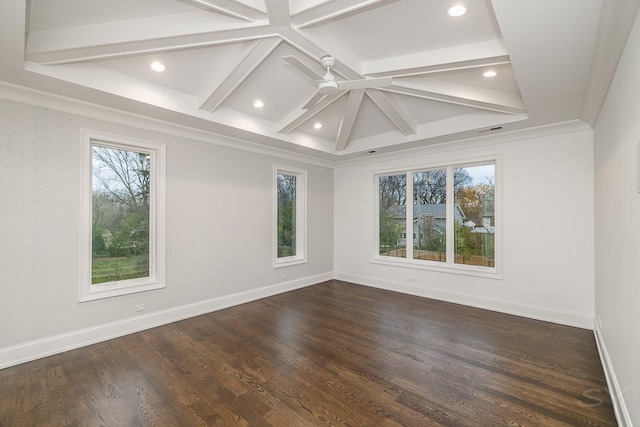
[[283, 55, 393, 109]]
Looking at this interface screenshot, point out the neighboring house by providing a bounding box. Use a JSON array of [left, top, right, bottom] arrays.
[[387, 204, 465, 248], [470, 217, 495, 234], [101, 230, 113, 247], [463, 217, 496, 234]]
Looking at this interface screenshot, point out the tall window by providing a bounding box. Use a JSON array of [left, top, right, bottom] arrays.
[[274, 166, 306, 267], [378, 174, 406, 258], [376, 160, 498, 275], [454, 164, 496, 267], [80, 131, 165, 301], [413, 169, 447, 263]]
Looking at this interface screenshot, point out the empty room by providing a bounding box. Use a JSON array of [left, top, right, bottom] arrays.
[[1, 0, 639, 425]]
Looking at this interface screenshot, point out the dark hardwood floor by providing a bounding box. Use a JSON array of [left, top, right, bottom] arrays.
[[0, 280, 616, 426]]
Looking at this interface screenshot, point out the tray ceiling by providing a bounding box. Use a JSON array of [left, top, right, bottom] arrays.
[[0, 0, 636, 160]]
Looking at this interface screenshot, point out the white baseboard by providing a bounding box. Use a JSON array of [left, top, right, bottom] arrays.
[[334, 272, 594, 329], [593, 320, 633, 426], [0, 272, 333, 370]]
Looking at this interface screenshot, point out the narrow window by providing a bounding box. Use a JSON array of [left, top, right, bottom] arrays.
[[378, 174, 407, 258], [412, 169, 447, 262], [274, 166, 306, 267], [80, 131, 165, 301], [454, 164, 495, 267], [277, 172, 297, 258]]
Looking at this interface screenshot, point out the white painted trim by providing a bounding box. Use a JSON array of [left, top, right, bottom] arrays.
[[0, 81, 334, 169], [334, 272, 594, 329], [593, 320, 633, 426], [79, 130, 167, 302], [273, 165, 307, 268], [0, 272, 334, 370], [372, 157, 502, 278], [0, 81, 591, 170], [334, 120, 592, 168]]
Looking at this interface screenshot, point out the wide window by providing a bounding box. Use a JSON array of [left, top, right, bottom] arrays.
[[274, 166, 306, 267], [80, 131, 165, 301], [376, 160, 498, 275]]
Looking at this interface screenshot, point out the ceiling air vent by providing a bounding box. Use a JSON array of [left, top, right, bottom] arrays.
[[475, 126, 503, 134]]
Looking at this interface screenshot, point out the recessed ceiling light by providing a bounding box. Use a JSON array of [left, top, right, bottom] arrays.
[[313, 122, 322, 129], [253, 99, 264, 108], [447, 4, 467, 17], [150, 61, 165, 72], [483, 70, 497, 77]]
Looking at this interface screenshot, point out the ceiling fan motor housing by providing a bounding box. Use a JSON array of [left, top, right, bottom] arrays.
[[320, 55, 336, 69], [319, 80, 340, 95]]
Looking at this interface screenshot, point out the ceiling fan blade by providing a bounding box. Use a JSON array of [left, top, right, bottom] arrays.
[[282, 55, 322, 83], [338, 77, 393, 90], [302, 92, 325, 109]]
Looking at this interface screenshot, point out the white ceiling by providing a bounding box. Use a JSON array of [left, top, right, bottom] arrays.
[[0, 0, 638, 161]]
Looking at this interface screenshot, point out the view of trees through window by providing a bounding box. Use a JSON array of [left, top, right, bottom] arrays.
[[276, 172, 297, 258], [412, 169, 448, 262], [378, 174, 406, 258], [454, 164, 495, 266], [91, 144, 151, 284], [378, 162, 496, 268]]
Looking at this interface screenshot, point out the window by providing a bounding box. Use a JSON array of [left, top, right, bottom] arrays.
[[80, 131, 165, 301], [375, 160, 498, 276], [378, 174, 406, 258], [274, 166, 306, 267]]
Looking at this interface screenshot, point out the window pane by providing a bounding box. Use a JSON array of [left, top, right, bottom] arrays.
[[91, 145, 150, 284], [454, 164, 495, 267], [413, 170, 447, 262], [277, 173, 296, 258], [378, 174, 407, 258]]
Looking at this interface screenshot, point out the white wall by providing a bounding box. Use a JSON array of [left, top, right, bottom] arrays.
[[334, 128, 595, 328], [0, 97, 333, 361], [593, 6, 640, 424]]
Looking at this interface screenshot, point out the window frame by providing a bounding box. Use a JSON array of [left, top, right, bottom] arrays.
[[273, 165, 307, 268], [79, 130, 166, 302], [372, 156, 502, 279]]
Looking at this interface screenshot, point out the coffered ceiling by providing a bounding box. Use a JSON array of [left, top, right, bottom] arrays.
[[0, 0, 637, 160]]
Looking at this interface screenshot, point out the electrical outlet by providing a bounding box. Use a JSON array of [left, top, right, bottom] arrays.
[[135, 303, 146, 312]]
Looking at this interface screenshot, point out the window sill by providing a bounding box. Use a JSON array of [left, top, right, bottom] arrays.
[[273, 257, 307, 269], [80, 281, 165, 302], [370, 256, 502, 280]]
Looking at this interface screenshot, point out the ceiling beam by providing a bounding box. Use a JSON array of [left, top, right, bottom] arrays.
[[182, 0, 267, 22], [279, 92, 346, 134], [26, 21, 275, 65], [292, 0, 393, 28], [383, 78, 525, 114], [366, 90, 416, 135], [265, 0, 291, 26], [362, 40, 509, 78], [282, 54, 324, 84], [278, 27, 362, 81], [335, 89, 365, 151], [200, 37, 281, 112]]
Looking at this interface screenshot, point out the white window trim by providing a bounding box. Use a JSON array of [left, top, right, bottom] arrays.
[[273, 165, 307, 268], [372, 156, 502, 280], [79, 130, 166, 302]]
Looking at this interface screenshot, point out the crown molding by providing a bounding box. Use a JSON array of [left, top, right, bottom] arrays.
[[0, 81, 593, 171], [0, 81, 335, 169], [333, 119, 592, 169]]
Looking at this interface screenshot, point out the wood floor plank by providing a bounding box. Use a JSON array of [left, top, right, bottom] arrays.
[[0, 280, 617, 426]]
